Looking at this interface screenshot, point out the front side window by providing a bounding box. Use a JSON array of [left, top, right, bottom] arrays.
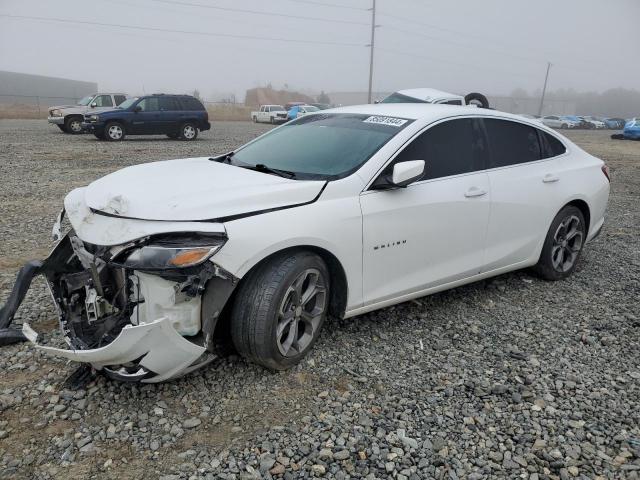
[[232, 113, 413, 180], [93, 95, 113, 107], [484, 118, 541, 168], [138, 97, 160, 112], [117, 97, 138, 110], [389, 118, 488, 181]]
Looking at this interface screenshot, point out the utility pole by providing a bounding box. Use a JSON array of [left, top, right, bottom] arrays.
[[537, 62, 552, 117], [367, 0, 376, 104]]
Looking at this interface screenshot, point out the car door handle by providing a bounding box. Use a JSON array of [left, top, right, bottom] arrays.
[[464, 187, 488, 198], [543, 173, 560, 183]]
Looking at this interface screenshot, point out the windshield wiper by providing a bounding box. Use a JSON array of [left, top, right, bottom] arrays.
[[246, 164, 297, 179]]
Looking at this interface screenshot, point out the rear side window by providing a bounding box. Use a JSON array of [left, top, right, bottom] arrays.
[[159, 97, 179, 111], [181, 96, 205, 111], [393, 118, 488, 180], [484, 118, 541, 168], [538, 130, 566, 158], [114, 95, 127, 106]]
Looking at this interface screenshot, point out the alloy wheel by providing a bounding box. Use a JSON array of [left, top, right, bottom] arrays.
[[183, 125, 196, 139], [551, 214, 583, 272], [69, 120, 82, 133], [276, 268, 327, 357], [108, 124, 123, 140]]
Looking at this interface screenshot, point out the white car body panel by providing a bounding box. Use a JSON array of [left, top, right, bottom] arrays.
[[64, 187, 226, 246], [360, 171, 491, 305], [251, 105, 288, 123], [17, 102, 609, 382], [22, 318, 205, 383], [84, 158, 325, 221]]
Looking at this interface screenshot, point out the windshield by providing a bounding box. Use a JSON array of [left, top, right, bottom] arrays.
[[380, 92, 427, 104], [232, 113, 413, 180], [117, 97, 139, 109], [304, 106, 320, 112], [77, 95, 94, 106]]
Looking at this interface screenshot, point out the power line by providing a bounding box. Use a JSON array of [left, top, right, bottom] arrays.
[[376, 47, 536, 81], [148, 0, 369, 25], [277, 0, 368, 11], [0, 14, 366, 47], [381, 24, 545, 66]]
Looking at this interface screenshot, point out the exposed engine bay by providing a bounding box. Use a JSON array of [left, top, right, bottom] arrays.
[[1, 225, 237, 383]]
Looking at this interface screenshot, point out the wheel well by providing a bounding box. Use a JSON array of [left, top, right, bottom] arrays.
[[240, 246, 348, 319], [566, 199, 590, 233]]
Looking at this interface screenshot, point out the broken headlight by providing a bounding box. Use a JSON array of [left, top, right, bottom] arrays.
[[121, 234, 226, 270]]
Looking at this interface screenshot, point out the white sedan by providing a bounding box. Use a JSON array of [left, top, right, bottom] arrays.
[[3, 104, 610, 382]]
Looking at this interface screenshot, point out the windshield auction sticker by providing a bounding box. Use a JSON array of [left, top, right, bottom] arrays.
[[363, 116, 408, 127]]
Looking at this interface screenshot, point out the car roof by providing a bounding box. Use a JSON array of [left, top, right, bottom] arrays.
[[323, 103, 535, 124]]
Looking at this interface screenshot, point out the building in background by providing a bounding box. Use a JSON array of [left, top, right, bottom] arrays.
[[0, 70, 97, 107]]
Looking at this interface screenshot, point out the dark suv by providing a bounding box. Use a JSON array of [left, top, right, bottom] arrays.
[[83, 94, 210, 141]]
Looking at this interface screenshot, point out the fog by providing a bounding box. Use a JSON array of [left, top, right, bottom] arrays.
[[0, 0, 638, 101]]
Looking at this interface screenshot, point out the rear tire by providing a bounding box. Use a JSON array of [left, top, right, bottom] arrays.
[[561, 123, 568, 129], [179, 122, 198, 140], [533, 206, 586, 281], [104, 122, 125, 141], [64, 116, 83, 134], [464, 92, 489, 108], [230, 251, 330, 370]]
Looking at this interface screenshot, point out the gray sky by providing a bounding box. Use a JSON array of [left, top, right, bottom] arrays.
[[1, 0, 638, 100]]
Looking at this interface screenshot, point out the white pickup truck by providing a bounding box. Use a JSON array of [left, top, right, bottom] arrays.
[[251, 105, 288, 124]]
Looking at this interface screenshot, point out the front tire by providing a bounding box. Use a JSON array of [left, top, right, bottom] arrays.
[[253, 116, 258, 123], [104, 122, 125, 141], [64, 116, 83, 134], [179, 122, 198, 140], [230, 251, 330, 370], [533, 206, 586, 281], [57, 124, 67, 132]]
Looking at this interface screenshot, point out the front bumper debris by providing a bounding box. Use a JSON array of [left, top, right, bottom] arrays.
[[22, 317, 206, 383], [0, 228, 237, 382]]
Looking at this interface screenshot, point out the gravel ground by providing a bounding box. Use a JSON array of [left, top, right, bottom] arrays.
[[0, 121, 638, 480]]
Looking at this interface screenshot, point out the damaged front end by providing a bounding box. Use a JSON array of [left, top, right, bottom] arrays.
[[1, 221, 237, 383]]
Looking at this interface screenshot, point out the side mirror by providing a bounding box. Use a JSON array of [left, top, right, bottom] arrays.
[[391, 160, 425, 187], [133, 105, 142, 113], [372, 160, 425, 190], [90, 102, 97, 108]]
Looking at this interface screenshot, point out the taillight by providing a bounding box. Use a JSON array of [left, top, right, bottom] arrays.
[[601, 164, 610, 182]]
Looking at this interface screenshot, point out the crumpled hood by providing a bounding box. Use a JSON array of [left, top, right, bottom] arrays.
[[84, 157, 326, 221]]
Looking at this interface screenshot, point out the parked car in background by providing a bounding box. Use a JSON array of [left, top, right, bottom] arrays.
[[603, 118, 626, 129], [48, 93, 128, 134], [251, 105, 288, 124], [540, 115, 567, 129], [559, 116, 582, 129], [582, 116, 607, 129], [287, 104, 320, 120], [623, 118, 640, 139], [82, 94, 210, 141], [379, 88, 490, 108], [5, 104, 609, 382]]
